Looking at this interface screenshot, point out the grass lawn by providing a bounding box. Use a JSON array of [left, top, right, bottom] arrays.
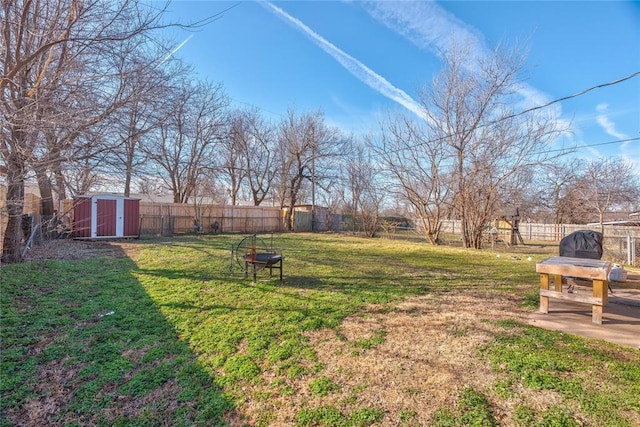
[[1, 233, 639, 426]]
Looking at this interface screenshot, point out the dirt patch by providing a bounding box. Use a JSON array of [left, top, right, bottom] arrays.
[[239, 291, 544, 426], [9, 356, 81, 426], [23, 239, 140, 262]]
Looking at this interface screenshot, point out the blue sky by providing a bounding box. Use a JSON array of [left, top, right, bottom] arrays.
[[160, 1, 640, 170]]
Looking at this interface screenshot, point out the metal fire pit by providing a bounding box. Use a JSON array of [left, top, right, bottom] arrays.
[[231, 234, 284, 282]]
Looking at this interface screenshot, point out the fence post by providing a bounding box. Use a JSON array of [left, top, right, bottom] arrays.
[[628, 234, 632, 265], [159, 204, 164, 237]]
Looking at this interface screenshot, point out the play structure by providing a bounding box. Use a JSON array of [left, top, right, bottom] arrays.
[[494, 208, 525, 246], [230, 234, 284, 282]]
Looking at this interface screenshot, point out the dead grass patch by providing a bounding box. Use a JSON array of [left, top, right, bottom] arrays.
[[23, 240, 130, 261], [90, 379, 184, 425], [9, 356, 79, 426], [236, 290, 544, 425]]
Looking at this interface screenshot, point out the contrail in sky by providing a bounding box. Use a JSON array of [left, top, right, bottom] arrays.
[[359, 1, 556, 113], [261, 2, 424, 118], [596, 104, 628, 140], [161, 34, 195, 64]]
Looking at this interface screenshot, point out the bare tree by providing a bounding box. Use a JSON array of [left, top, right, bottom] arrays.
[[316, 185, 343, 232], [532, 158, 584, 224], [217, 112, 246, 205], [219, 108, 277, 206], [1, 0, 235, 262], [28, 57, 127, 214], [1, 0, 171, 263], [373, 115, 450, 244], [146, 80, 228, 204], [104, 40, 189, 197], [63, 158, 103, 198], [573, 158, 640, 233], [240, 109, 277, 206], [276, 109, 346, 231], [420, 43, 562, 248], [346, 140, 385, 237]]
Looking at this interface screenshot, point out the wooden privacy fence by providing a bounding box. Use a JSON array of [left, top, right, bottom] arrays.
[[115, 202, 285, 236], [55, 200, 284, 236]]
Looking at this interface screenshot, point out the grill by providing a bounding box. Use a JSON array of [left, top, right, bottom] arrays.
[[559, 230, 603, 260], [559, 230, 612, 292]]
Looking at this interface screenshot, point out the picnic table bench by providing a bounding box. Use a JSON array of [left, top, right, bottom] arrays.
[[536, 256, 612, 324]]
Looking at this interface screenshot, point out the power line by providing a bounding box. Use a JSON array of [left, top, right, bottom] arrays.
[[386, 71, 640, 154], [228, 97, 284, 118], [508, 71, 640, 120], [543, 137, 639, 155], [176, 2, 242, 29]]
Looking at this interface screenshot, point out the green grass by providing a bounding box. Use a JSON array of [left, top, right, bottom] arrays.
[[1, 233, 638, 425], [0, 255, 233, 426], [296, 405, 385, 427], [481, 321, 640, 426], [432, 387, 498, 427], [309, 376, 340, 397]]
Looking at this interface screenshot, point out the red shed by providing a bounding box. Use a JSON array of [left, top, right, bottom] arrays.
[[73, 195, 140, 239]]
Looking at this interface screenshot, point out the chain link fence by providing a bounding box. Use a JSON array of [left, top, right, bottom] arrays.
[[439, 220, 639, 266]]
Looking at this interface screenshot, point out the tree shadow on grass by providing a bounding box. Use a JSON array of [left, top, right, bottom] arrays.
[[0, 253, 240, 426]]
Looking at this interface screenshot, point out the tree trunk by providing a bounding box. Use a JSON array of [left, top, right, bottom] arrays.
[[2, 155, 26, 264], [284, 206, 294, 231], [35, 165, 56, 216], [284, 175, 303, 231], [123, 158, 132, 197], [54, 164, 67, 201], [599, 211, 605, 236], [284, 191, 297, 232]]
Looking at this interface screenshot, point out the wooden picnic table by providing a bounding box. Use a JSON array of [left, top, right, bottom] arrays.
[[536, 256, 612, 324]]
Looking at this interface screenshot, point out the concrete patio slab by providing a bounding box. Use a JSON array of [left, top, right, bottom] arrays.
[[527, 271, 640, 349]]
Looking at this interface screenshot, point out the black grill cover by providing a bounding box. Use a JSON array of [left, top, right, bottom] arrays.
[[559, 230, 603, 259]]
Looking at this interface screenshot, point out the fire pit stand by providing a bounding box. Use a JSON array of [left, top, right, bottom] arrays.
[[230, 234, 284, 282]]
